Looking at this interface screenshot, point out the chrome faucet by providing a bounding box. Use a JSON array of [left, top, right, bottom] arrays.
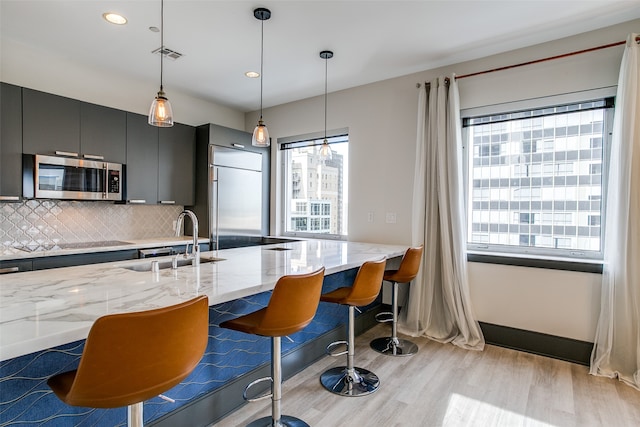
[[175, 210, 200, 267]]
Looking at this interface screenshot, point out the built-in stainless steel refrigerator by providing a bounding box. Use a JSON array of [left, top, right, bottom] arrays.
[[208, 145, 262, 249], [188, 124, 271, 250]]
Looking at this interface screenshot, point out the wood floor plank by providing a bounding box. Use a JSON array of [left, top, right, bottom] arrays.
[[211, 324, 640, 427]]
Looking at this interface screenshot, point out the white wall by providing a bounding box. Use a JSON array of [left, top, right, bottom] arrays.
[[1, 38, 244, 129], [248, 19, 640, 342]]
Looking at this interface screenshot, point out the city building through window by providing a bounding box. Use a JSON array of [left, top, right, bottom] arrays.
[[462, 96, 614, 260], [279, 133, 348, 238]]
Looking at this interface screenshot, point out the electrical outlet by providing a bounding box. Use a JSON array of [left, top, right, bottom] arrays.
[[172, 220, 178, 232], [385, 212, 397, 224], [367, 212, 374, 222]]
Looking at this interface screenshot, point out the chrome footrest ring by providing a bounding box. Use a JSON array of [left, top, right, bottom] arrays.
[[243, 376, 273, 402], [374, 312, 394, 323], [325, 340, 348, 357]]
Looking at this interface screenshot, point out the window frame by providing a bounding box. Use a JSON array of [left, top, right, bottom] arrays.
[[278, 128, 349, 240], [461, 88, 615, 266]]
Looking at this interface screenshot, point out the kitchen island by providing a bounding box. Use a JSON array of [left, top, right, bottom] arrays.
[[0, 239, 406, 426]]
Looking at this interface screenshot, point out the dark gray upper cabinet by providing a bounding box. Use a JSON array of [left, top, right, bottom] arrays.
[[80, 103, 127, 163], [22, 89, 127, 163], [158, 123, 195, 206], [22, 88, 80, 155], [17, 87, 195, 206], [125, 112, 159, 204], [0, 83, 23, 200]]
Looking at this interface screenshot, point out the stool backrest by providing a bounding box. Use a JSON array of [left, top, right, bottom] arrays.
[[63, 295, 209, 408], [387, 245, 424, 283], [343, 258, 387, 307], [257, 267, 325, 337]]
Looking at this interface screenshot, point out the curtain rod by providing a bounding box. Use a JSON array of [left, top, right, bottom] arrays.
[[455, 35, 640, 80]]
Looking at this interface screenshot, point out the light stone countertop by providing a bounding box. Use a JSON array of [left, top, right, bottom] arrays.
[[0, 239, 406, 361]]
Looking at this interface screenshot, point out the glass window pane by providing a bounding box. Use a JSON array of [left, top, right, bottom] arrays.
[[282, 136, 348, 237], [465, 98, 611, 259]]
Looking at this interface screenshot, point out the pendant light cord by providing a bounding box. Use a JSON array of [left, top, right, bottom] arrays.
[[259, 17, 264, 119], [324, 56, 328, 140], [160, 0, 164, 92]]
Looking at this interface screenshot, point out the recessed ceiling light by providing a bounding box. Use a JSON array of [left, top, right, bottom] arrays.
[[245, 71, 260, 78], [103, 12, 127, 25]]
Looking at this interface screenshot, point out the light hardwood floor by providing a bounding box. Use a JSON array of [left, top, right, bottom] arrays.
[[211, 324, 640, 426]]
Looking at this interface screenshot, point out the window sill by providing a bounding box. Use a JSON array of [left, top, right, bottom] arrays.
[[467, 252, 603, 274]]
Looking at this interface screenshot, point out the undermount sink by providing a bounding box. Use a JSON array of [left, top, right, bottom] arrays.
[[121, 256, 225, 272]]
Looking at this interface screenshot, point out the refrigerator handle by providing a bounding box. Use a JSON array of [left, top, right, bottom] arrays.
[[213, 166, 220, 253]]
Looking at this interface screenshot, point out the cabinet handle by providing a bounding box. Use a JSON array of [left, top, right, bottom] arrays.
[[159, 200, 176, 205], [128, 199, 147, 204], [0, 196, 20, 201], [83, 154, 105, 160], [55, 150, 79, 157], [0, 267, 20, 274]]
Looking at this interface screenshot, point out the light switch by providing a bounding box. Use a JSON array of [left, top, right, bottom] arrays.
[[385, 212, 397, 224]]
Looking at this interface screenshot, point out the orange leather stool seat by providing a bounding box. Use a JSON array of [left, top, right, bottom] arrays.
[[319, 258, 386, 396], [370, 245, 424, 356], [47, 296, 209, 427], [220, 268, 325, 427]]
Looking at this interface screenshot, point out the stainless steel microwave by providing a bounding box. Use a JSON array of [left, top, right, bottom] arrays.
[[23, 154, 123, 201]]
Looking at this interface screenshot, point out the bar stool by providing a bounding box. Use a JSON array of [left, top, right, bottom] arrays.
[[220, 268, 325, 427], [319, 258, 386, 396], [370, 245, 424, 356], [47, 296, 209, 427]]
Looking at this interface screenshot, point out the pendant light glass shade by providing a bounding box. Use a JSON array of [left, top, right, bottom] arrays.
[[149, 88, 174, 127], [252, 8, 271, 147], [319, 139, 332, 161], [319, 50, 334, 161], [149, 0, 174, 127], [252, 118, 269, 147]]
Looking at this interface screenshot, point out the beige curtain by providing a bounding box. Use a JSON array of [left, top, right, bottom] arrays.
[[399, 76, 484, 350], [590, 33, 640, 390]]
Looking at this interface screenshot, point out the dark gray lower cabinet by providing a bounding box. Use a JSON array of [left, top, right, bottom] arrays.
[[0, 83, 23, 200], [2, 246, 208, 273], [0, 259, 33, 274], [31, 249, 139, 270], [171, 243, 210, 254]]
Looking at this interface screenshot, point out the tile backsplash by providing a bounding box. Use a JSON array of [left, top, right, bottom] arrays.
[[0, 200, 183, 251]]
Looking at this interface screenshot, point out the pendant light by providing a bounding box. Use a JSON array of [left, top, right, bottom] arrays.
[[148, 0, 174, 127], [319, 50, 334, 161], [252, 8, 271, 147]]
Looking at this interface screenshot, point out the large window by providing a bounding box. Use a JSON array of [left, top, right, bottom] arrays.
[[280, 132, 348, 238], [462, 96, 614, 260]]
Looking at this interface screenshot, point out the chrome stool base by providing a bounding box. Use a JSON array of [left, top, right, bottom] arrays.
[[247, 415, 310, 427], [371, 278, 419, 357], [370, 336, 418, 356], [320, 366, 380, 396]]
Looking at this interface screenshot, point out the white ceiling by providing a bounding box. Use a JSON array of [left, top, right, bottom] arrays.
[[2, 1, 640, 112]]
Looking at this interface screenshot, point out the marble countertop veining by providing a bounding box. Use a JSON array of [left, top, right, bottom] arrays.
[[0, 239, 406, 361]]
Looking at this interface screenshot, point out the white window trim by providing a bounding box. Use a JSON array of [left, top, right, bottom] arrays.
[[277, 128, 349, 241]]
